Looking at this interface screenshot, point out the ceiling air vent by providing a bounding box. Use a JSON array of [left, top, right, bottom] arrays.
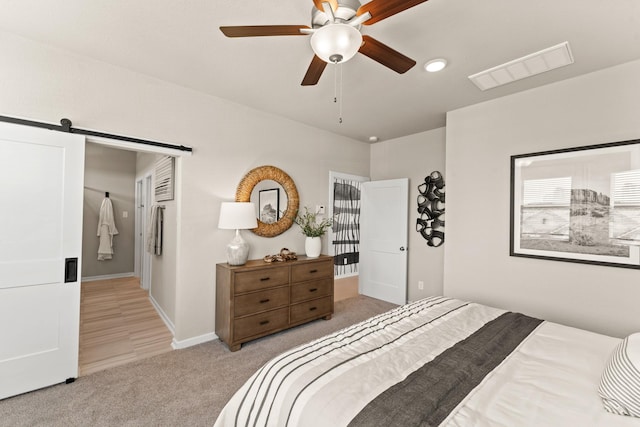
[[468, 41, 574, 91]]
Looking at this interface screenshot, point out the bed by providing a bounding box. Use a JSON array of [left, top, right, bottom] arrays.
[[214, 296, 640, 426]]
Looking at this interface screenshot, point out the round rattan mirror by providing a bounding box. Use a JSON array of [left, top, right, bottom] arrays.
[[236, 165, 299, 237]]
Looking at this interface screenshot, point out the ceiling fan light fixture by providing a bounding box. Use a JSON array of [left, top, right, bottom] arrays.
[[424, 58, 447, 72], [310, 23, 363, 64]]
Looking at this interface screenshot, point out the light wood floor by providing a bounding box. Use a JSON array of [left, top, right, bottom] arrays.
[[79, 277, 173, 376]]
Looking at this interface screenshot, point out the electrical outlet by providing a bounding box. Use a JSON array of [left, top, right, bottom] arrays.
[[418, 280, 424, 290], [316, 205, 325, 215]]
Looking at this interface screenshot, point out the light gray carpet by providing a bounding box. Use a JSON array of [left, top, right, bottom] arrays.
[[1, 295, 396, 427]]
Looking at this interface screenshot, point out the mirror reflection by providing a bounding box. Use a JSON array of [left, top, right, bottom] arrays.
[[250, 180, 289, 224]]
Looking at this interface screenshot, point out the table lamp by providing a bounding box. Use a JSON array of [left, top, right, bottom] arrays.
[[218, 202, 258, 265]]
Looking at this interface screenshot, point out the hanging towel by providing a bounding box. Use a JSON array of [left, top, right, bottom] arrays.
[[97, 197, 119, 260], [147, 205, 163, 256]]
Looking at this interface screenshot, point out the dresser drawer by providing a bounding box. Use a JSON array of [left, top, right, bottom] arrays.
[[234, 307, 289, 341], [290, 278, 332, 303], [291, 260, 333, 283], [290, 296, 332, 324], [234, 287, 289, 317], [234, 266, 289, 293]]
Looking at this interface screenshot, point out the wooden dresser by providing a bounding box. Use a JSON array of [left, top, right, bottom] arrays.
[[215, 255, 334, 351]]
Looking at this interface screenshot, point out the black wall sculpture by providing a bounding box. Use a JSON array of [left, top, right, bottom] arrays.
[[417, 171, 445, 247]]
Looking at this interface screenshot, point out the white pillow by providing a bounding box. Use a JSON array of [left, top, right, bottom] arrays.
[[599, 333, 640, 417]]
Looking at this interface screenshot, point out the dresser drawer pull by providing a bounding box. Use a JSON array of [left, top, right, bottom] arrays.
[[309, 269, 318, 273], [309, 288, 318, 292], [259, 298, 270, 303], [259, 320, 270, 325], [309, 306, 317, 311], [260, 277, 271, 282]]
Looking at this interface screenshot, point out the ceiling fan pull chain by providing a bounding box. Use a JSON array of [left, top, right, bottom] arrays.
[[339, 63, 343, 124], [334, 61, 338, 104], [332, 60, 343, 124]]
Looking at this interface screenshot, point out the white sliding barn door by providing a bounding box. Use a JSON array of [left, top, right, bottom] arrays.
[[359, 179, 409, 305], [0, 122, 84, 399]]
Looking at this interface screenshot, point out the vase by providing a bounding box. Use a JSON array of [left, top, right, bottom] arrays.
[[305, 236, 322, 258]]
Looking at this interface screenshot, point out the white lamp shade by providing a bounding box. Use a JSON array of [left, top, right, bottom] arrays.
[[310, 23, 363, 64], [218, 202, 258, 230]]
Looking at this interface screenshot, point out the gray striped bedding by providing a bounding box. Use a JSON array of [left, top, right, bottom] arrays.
[[214, 297, 542, 427]]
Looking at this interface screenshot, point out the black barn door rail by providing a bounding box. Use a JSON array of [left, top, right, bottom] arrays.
[[0, 115, 192, 153]]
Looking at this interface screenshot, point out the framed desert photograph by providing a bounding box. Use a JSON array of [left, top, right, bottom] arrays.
[[258, 188, 280, 224], [510, 138, 640, 269]]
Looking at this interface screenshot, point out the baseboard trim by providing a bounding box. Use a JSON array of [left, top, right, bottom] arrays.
[[171, 332, 218, 350], [147, 295, 218, 350], [149, 295, 176, 336], [81, 272, 135, 282]]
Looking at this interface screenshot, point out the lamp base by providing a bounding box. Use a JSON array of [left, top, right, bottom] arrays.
[[226, 230, 250, 266]]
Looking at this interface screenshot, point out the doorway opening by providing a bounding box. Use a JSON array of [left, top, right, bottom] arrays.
[[80, 141, 181, 376]]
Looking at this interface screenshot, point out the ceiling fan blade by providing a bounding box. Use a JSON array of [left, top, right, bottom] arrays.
[[220, 25, 310, 37], [358, 35, 416, 74], [312, 0, 338, 13], [356, 0, 429, 25], [301, 55, 328, 86]]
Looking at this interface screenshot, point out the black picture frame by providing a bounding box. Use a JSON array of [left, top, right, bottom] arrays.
[[258, 188, 280, 225], [510, 138, 640, 269]]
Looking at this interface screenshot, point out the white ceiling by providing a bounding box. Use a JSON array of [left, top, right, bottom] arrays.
[[0, 0, 639, 142]]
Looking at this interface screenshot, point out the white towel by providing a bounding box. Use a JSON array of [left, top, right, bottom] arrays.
[[146, 204, 163, 256], [97, 197, 118, 260]]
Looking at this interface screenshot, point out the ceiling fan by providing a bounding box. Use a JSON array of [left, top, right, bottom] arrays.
[[220, 0, 429, 86]]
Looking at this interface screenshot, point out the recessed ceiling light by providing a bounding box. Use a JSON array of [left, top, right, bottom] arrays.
[[424, 58, 447, 72], [368, 136, 379, 143]]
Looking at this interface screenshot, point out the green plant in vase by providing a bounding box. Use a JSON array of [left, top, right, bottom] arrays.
[[294, 206, 332, 257]]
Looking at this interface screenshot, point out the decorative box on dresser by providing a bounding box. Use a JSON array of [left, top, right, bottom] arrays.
[[216, 255, 334, 351]]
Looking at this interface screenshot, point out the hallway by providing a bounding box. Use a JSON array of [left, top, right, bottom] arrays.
[[79, 277, 173, 376]]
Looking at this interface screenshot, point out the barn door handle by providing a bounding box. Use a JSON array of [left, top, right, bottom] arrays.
[[64, 258, 78, 283]]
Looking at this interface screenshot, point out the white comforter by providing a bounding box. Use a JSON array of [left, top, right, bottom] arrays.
[[442, 322, 637, 427], [215, 297, 636, 427]]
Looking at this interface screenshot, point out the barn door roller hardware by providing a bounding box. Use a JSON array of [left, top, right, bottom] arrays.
[[0, 115, 192, 153]]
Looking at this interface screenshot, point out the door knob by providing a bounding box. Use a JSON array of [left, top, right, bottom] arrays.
[[400, 247, 405, 251]]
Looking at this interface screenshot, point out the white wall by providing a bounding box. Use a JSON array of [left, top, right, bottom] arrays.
[[370, 128, 446, 301], [445, 59, 640, 338], [0, 32, 370, 345], [175, 109, 370, 343], [136, 152, 177, 328]]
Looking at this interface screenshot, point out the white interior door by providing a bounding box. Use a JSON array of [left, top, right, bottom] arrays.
[[141, 174, 152, 290], [0, 122, 84, 399], [359, 179, 409, 305], [135, 178, 143, 279], [135, 175, 152, 290]]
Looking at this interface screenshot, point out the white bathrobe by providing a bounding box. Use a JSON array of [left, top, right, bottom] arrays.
[[97, 197, 118, 260]]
